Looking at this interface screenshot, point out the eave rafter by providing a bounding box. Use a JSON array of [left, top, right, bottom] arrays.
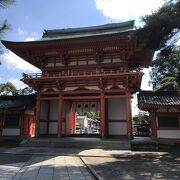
[[1, 33, 142, 69]]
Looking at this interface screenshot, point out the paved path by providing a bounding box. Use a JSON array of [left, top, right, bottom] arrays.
[[82, 151, 180, 180], [0, 147, 180, 180], [0, 154, 95, 180]]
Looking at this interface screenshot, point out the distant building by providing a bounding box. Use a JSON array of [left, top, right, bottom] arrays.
[[138, 91, 180, 143], [76, 115, 100, 134], [2, 20, 154, 138], [0, 95, 36, 137]]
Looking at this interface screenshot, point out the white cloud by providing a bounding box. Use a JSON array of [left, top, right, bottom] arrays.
[[24, 37, 36, 41], [2, 50, 40, 73], [141, 68, 153, 91], [9, 78, 27, 89], [131, 68, 152, 116], [131, 94, 138, 116], [95, 0, 164, 21], [18, 27, 25, 35]]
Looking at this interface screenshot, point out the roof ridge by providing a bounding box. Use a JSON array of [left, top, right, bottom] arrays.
[[42, 20, 134, 38]]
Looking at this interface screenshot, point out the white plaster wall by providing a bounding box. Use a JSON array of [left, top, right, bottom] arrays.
[[2, 128, 20, 136], [90, 102, 98, 112], [78, 61, 86, 65], [40, 101, 48, 119], [76, 116, 88, 127], [65, 102, 72, 135], [103, 59, 111, 63], [62, 101, 68, 119], [39, 122, 47, 135], [62, 122, 65, 134], [87, 86, 100, 90], [106, 85, 125, 89], [83, 103, 90, 112], [88, 60, 96, 64], [64, 87, 77, 91], [108, 122, 127, 135], [112, 57, 121, 63], [49, 122, 58, 134], [24, 109, 34, 115], [157, 130, 180, 139], [108, 98, 126, 120], [75, 102, 83, 113], [49, 100, 58, 120]]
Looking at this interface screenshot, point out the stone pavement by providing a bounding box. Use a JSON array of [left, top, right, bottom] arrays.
[[0, 153, 95, 180], [82, 150, 180, 180], [0, 147, 180, 180]]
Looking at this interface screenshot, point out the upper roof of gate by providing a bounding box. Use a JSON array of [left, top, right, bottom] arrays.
[[42, 20, 134, 40]]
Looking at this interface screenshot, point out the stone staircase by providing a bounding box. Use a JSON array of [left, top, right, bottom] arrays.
[[20, 137, 131, 150]]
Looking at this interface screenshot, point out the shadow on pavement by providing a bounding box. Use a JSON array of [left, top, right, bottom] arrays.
[[83, 150, 180, 180], [0, 154, 31, 165]]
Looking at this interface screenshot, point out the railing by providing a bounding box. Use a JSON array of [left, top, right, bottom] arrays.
[[22, 69, 129, 79]]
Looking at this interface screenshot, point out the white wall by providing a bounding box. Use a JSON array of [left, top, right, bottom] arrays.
[[108, 122, 127, 135], [108, 98, 126, 120], [39, 122, 47, 135], [157, 130, 180, 139], [2, 128, 20, 136], [49, 122, 58, 134], [40, 101, 48, 119], [24, 109, 34, 115], [65, 102, 72, 135], [39, 100, 58, 135], [49, 100, 58, 120]]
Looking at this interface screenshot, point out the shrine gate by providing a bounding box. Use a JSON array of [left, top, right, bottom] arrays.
[[2, 20, 153, 138]]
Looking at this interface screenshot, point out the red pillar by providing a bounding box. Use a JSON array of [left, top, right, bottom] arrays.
[[35, 94, 41, 137], [72, 112, 76, 134], [100, 91, 106, 138], [57, 94, 62, 136], [126, 92, 132, 139], [151, 111, 157, 140]]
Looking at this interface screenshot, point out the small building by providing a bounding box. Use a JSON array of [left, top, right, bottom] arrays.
[[138, 91, 180, 143], [76, 115, 100, 134], [0, 95, 36, 137]]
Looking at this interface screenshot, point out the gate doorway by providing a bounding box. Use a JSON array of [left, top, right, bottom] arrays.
[[64, 101, 101, 137]]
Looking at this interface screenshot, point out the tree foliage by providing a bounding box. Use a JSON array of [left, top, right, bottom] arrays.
[[0, 0, 15, 56], [136, 0, 180, 52], [149, 45, 180, 91], [133, 112, 150, 125], [0, 82, 18, 95], [17, 86, 34, 95], [0, 0, 15, 8], [79, 111, 100, 122], [0, 82, 34, 96]]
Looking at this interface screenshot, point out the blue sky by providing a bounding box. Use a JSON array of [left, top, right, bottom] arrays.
[[0, 0, 164, 114]]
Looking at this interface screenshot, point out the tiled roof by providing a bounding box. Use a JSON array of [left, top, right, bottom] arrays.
[[42, 20, 134, 40], [138, 91, 180, 109], [0, 95, 36, 109]]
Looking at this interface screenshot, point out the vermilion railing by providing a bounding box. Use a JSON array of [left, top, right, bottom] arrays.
[[22, 69, 128, 79]]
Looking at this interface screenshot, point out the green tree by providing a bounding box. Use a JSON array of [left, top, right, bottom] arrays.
[[17, 86, 34, 95], [136, 0, 180, 53], [133, 112, 150, 125], [0, 82, 18, 95], [0, 0, 15, 56], [149, 45, 180, 91], [79, 111, 100, 122], [0, 0, 15, 8], [0, 82, 34, 96]]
